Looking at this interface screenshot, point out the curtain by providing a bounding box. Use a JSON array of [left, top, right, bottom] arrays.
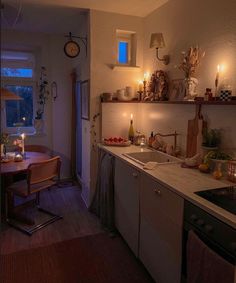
[[89, 148, 115, 232]]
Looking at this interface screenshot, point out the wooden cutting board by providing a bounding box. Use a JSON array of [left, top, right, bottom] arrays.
[[186, 105, 205, 157]]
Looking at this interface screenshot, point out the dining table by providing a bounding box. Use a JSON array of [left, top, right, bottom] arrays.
[[1, 151, 51, 225]]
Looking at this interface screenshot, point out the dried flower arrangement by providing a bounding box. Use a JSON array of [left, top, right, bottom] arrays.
[[179, 46, 205, 78], [35, 66, 49, 119]]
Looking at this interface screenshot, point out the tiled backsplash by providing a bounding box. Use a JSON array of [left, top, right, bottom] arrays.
[[102, 103, 236, 157]]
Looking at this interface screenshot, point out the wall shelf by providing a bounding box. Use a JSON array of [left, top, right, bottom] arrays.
[[111, 65, 140, 71], [101, 100, 236, 105]]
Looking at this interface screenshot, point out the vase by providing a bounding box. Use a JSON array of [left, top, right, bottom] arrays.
[[1, 144, 4, 157], [184, 77, 198, 100], [33, 119, 44, 134]]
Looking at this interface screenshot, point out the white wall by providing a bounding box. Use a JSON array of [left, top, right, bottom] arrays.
[[102, 0, 236, 158], [87, 10, 144, 205]]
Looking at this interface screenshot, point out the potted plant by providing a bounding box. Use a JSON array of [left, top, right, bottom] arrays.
[[0, 133, 9, 156], [202, 128, 221, 149], [33, 67, 49, 134]]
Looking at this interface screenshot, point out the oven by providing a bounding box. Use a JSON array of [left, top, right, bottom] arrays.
[[182, 200, 236, 282]]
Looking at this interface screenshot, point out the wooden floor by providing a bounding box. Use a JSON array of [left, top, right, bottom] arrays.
[[0, 184, 103, 255]]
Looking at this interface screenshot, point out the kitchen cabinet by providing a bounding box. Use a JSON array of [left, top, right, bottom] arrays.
[[139, 173, 184, 283], [114, 158, 140, 256]]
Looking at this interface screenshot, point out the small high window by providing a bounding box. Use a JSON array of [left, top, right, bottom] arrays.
[[116, 30, 137, 66]]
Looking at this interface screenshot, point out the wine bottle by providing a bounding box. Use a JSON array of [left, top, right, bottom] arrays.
[[128, 118, 134, 143]]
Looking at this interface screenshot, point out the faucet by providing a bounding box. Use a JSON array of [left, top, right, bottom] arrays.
[[154, 131, 178, 151]]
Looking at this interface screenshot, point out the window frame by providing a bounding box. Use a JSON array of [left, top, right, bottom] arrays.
[[116, 30, 137, 67], [1, 74, 37, 135]]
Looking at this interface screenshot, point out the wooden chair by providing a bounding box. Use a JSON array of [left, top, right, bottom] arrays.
[[5, 156, 62, 235], [25, 145, 52, 156]]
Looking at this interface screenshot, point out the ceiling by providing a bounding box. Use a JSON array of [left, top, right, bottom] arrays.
[[1, 0, 169, 33], [8, 0, 169, 18]]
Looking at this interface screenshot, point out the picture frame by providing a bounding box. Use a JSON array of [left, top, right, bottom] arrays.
[[169, 79, 185, 101], [81, 80, 90, 120]]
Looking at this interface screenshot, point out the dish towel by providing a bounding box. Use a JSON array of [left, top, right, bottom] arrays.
[[143, 161, 158, 170], [187, 230, 235, 283]]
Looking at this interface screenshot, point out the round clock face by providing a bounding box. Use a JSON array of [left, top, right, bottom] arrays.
[[64, 40, 80, 58]]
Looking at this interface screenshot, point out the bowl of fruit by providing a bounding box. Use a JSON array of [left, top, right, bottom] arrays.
[[103, 137, 131, 146]]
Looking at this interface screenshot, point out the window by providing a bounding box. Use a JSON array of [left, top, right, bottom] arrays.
[[116, 30, 137, 66], [1, 50, 35, 134]]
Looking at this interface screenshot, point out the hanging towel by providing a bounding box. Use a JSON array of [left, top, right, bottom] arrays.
[[89, 148, 115, 232], [187, 230, 235, 283]]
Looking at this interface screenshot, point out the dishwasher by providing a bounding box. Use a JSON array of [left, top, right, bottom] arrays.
[[182, 200, 236, 282]]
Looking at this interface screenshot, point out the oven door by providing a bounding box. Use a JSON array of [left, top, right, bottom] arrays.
[[182, 201, 236, 282]]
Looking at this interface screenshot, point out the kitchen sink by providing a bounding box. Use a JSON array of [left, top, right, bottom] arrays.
[[123, 151, 182, 165]]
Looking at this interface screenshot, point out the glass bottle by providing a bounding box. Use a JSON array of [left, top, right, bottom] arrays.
[[128, 119, 134, 143]]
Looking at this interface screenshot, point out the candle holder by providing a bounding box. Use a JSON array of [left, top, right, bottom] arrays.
[[137, 91, 143, 101]]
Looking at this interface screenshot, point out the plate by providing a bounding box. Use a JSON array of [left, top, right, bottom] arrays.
[[103, 140, 131, 147]]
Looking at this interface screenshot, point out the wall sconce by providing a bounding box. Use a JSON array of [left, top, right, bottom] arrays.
[[150, 33, 170, 65]]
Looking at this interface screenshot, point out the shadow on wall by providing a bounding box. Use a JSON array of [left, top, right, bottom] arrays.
[[53, 150, 71, 179]]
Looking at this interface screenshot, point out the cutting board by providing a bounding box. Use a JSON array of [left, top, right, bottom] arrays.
[[186, 105, 206, 158]]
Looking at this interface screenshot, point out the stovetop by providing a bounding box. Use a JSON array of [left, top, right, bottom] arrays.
[[195, 186, 236, 215]]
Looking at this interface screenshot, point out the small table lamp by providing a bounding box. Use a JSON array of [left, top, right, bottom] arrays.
[[150, 33, 170, 65]]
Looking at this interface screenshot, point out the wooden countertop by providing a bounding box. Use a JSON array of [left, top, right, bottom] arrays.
[[98, 144, 236, 229]]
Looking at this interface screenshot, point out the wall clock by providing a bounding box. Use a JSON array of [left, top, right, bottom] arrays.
[[64, 40, 80, 58]]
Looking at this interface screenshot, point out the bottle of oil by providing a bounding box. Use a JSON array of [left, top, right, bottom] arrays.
[[128, 116, 135, 143]]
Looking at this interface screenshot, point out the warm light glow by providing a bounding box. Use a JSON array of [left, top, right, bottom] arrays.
[[143, 72, 150, 82], [217, 64, 220, 72], [131, 113, 133, 120], [21, 133, 25, 140], [138, 80, 143, 91]]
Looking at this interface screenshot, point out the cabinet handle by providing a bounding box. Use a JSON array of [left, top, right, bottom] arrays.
[[154, 189, 161, 195], [132, 172, 138, 178]]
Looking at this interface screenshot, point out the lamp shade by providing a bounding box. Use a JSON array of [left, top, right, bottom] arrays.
[[1, 87, 22, 100], [150, 33, 166, 49]]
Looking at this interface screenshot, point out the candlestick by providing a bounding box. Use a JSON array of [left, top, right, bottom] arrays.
[[21, 133, 25, 156], [215, 65, 220, 97]]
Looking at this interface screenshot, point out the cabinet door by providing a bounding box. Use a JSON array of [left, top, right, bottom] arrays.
[[140, 173, 184, 283], [114, 158, 140, 256]]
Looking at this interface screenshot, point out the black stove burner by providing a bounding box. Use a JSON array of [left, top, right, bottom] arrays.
[[195, 186, 236, 215]]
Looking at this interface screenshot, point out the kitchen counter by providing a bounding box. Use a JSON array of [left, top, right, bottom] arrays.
[[99, 144, 236, 229]]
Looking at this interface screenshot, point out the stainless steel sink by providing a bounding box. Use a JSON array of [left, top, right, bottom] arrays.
[[123, 151, 182, 165]]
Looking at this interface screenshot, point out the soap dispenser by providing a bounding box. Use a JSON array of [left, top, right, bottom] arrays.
[[148, 132, 154, 147]]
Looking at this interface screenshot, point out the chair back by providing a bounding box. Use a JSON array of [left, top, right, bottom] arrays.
[[25, 145, 52, 156], [27, 156, 61, 188]]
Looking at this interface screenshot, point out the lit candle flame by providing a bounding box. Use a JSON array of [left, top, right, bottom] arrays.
[[131, 114, 133, 120]]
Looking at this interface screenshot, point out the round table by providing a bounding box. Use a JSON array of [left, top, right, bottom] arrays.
[[1, 152, 50, 175], [1, 152, 51, 224]]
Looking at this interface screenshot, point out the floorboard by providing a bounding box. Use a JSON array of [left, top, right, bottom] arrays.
[[0, 185, 103, 255]]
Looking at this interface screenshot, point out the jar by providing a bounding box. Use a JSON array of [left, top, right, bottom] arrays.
[[204, 88, 212, 101]]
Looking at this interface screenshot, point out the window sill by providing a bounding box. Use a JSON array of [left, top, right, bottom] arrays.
[[111, 64, 140, 71], [9, 130, 46, 137]]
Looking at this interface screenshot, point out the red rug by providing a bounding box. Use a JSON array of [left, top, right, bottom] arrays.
[[0, 233, 154, 283]]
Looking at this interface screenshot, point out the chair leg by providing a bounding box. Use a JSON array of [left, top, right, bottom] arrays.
[[36, 192, 40, 206]]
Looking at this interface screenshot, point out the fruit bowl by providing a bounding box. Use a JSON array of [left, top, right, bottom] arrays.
[[103, 137, 131, 146]]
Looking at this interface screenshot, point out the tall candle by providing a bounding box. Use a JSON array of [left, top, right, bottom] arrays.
[[215, 65, 220, 88], [138, 80, 143, 92], [21, 133, 25, 155]]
